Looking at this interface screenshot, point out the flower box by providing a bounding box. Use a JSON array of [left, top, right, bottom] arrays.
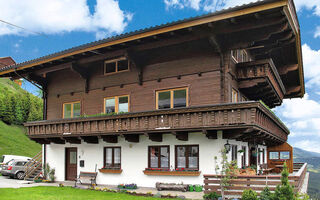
[[143, 170, 201, 176], [98, 168, 122, 174]]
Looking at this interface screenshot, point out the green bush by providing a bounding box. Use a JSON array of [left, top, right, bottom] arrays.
[[260, 187, 272, 200], [203, 192, 221, 200], [241, 189, 258, 200]]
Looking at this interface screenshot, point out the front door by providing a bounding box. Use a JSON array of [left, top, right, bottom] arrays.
[[65, 147, 77, 181]]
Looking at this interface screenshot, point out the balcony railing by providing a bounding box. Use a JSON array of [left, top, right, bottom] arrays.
[[24, 102, 289, 143], [203, 163, 308, 196], [237, 59, 286, 108]]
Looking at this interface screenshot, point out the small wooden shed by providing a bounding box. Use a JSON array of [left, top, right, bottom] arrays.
[[267, 142, 293, 173]]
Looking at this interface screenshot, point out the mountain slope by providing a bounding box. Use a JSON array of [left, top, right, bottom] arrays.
[[0, 120, 41, 158], [293, 147, 320, 199], [0, 78, 42, 159]]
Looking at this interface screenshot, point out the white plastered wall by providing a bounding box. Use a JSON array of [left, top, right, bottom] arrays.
[[45, 131, 253, 187]]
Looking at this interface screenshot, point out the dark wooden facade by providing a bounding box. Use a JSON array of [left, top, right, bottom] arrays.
[[0, 0, 304, 146]]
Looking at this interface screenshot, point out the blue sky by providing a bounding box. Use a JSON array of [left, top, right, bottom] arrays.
[[1, 0, 320, 152]]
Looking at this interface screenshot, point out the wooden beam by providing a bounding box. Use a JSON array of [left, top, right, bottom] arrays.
[[81, 136, 98, 144], [28, 73, 47, 87], [285, 85, 301, 96], [204, 130, 218, 139], [64, 137, 81, 144], [101, 135, 118, 143], [47, 137, 65, 144], [148, 133, 163, 142], [223, 129, 250, 139], [223, 22, 289, 49], [278, 64, 298, 75], [173, 131, 188, 141], [71, 62, 89, 93], [32, 138, 50, 144], [124, 134, 139, 143]]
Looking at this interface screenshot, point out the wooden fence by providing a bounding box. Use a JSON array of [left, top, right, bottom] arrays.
[[203, 163, 307, 196]]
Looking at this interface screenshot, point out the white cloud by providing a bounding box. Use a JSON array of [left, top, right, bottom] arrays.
[[294, 0, 320, 16], [274, 93, 320, 138], [164, 0, 320, 14], [293, 140, 320, 153], [0, 0, 132, 38], [164, 0, 202, 10], [315, 26, 320, 38], [301, 44, 320, 87]]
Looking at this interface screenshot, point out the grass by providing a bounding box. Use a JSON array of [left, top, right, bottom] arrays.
[[0, 120, 41, 158], [0, 78, 27, 94], [0, 186, 177, 200]]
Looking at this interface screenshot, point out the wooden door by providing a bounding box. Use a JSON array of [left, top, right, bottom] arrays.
[[65, 148, 77, 181]]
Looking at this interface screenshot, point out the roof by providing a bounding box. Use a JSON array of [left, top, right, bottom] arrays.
[[0, 0, 304, 97], [0, 57, 16, 69], [0, 0, 293, 75]]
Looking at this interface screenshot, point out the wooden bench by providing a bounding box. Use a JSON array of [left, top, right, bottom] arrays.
[[75, 172, 97, 187], [260, 164, 273, 175]]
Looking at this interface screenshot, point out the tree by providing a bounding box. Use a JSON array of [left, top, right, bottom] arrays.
[[214, 148, 238, 200], [273, 162, 296, 200], [260, 187, 272, 200]]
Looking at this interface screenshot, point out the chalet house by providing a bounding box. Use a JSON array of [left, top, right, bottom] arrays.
[[0, 0, 305, 189]]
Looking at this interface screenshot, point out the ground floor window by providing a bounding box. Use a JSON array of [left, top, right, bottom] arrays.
[[148, 146, 169, 168], [241, 146, 246, 168], [231, 145, 238, 162], [175, 145, 199, 170], [104, 147, 121, 169]]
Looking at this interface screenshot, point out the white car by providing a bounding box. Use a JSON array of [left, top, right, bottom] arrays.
[[0, 155, 31, 172]]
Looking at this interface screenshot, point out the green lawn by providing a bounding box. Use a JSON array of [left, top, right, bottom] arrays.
[[0, 120, 41, 158], [0, 186, 178, 200]]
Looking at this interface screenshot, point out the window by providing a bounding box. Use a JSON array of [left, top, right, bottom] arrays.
[[269, 151, 279, 160], [241, 146, 246, 168], [104, 147, 121, 169], [156, 88, 188, 109], [63, 101, 81, 118], [241, 95, 248, 102], [104, 95, 129, 114], [15, 161, 27, 166], [231, 49, 250, 63], [104, 57, 129, 74], [262, 149, 265, 163], [280, 151, 290, 160], [175, 145, 199, 170], [231, 145, 238, 162], [148, 146, 169, 168], [232, 89, 238, 103]]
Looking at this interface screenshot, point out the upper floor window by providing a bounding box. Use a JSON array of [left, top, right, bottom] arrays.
[[104, 95, 129, 114], [104, 57, 129, 75], [175, 145, 199, 170], [148, 146, 169, 169], [231, 49, 250, 63], [104, 147, 121, 169], [63, 101, 81, 118], [232, 89, 239, 103], [156, 88, 188, 109]]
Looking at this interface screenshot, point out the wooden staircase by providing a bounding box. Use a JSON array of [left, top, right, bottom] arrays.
[[24, 151, 42, 181]]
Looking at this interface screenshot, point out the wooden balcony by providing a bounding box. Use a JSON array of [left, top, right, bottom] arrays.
[[237, 59, 286, 108], [24, 102, 289, 145]]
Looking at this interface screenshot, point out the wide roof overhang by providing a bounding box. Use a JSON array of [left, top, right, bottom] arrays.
[[0, 0, 304, 98]]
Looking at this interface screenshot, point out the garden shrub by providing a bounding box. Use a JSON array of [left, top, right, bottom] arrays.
[[241, 189, 258, 200]]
